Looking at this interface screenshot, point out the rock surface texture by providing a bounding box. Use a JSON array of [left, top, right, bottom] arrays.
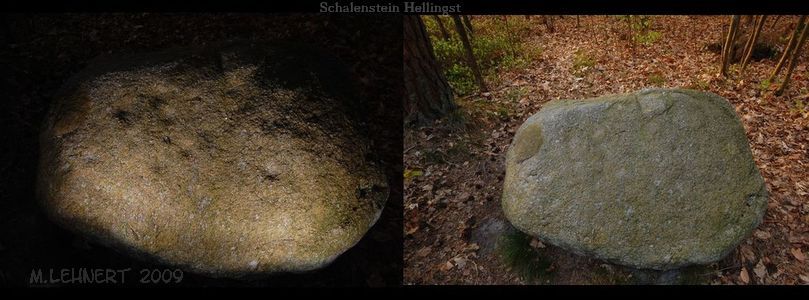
[[38, 44, 388, 276], [502, 88, 767, 270]]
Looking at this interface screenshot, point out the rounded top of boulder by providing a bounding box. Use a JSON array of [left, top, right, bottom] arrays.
[[37, 43, 388, 276], [503, 88, 767, 270]]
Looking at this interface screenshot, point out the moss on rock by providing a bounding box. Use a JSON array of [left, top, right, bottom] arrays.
[[37, 43, 388, 276], [502, 88, 767, 270]]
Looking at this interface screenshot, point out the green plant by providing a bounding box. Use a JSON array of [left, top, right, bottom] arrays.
[[500, 54, 529, 70], [444, 63, 477, 96], [572, 49, 596, 76], [427, 16, 541, 96], [616, 15, 661, 45], [498, 230, 554, 283], [689, 79, 710, 90], [636, 30, 662, 45], [494, 107, 511, 120], [628, 15, 652, 32], [504, 87, 526, 103], [759, 79, 772, 91], [647, 73, 666, 85], [520, 41, 544, 60], [790, 99, 809, 118]]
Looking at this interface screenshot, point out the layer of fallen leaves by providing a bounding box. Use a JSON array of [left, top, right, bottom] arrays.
[[404, 15, 809, 285]]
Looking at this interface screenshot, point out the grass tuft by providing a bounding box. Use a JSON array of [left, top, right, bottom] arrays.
[[498, 230, 554, 283]]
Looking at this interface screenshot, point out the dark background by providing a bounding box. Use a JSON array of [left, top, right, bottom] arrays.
[[0, 13, 402, 287]]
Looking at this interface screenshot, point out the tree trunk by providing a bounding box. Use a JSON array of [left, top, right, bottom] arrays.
[[626, 15, 634, 45], [462, 15, 474, 38], [740, 15, 767, 72], [776, 18, 809, 95], [403, 15, 455, 125], [743, 15, 755, 26], [720, 15, 741, 77], [576, 15, 580, 28], [770, 15, 806, 82], [452, 15, 487, 92], [770, 15, 781, 29], [430, 15, 451, 41], [543, 15, 555, 33]]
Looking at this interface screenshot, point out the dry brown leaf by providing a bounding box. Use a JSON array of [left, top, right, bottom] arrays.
[[405, 224, 419, 236], [791, 248, 806, 262], [753, 261, 767, 279], [452, 256, 468, 269], [441, 261, 454, 271], [529, 238, 546, 249], [464, 243, 480, 252], [416, 246, 432, 258], [740, 244, 756, 262], [740, 267, 750, 284]]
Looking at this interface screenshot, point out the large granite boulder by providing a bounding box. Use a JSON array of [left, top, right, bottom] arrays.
[[37, 44, 388, 276], [502, 89, 767, 270]]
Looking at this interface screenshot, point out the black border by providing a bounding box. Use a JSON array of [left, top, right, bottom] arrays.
[[10, 284, 809, 295], [2, 0, 809, 14]]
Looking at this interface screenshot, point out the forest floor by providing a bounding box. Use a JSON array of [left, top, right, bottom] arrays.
[[404, 15, 809, 285]]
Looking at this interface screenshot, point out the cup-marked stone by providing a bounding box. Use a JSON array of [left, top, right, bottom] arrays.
[[502, 88, 767, 270], [37, 44, 388, 276]]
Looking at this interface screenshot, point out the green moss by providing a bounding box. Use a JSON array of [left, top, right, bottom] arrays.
[[509, 122, 543, 163]]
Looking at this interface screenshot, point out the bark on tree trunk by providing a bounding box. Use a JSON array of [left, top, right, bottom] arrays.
[[776, 18, 809, 95], [721, 15, 741, 77], [404, 15, 455, 125], [544, 15, 555, 33], [770, 15, 781, 29], [452, 15, 487, 92], [431, 15, 451, 41], [740, 15, 767, 72], [770, 16, 807, 82], [462, 15, 474, 38]]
